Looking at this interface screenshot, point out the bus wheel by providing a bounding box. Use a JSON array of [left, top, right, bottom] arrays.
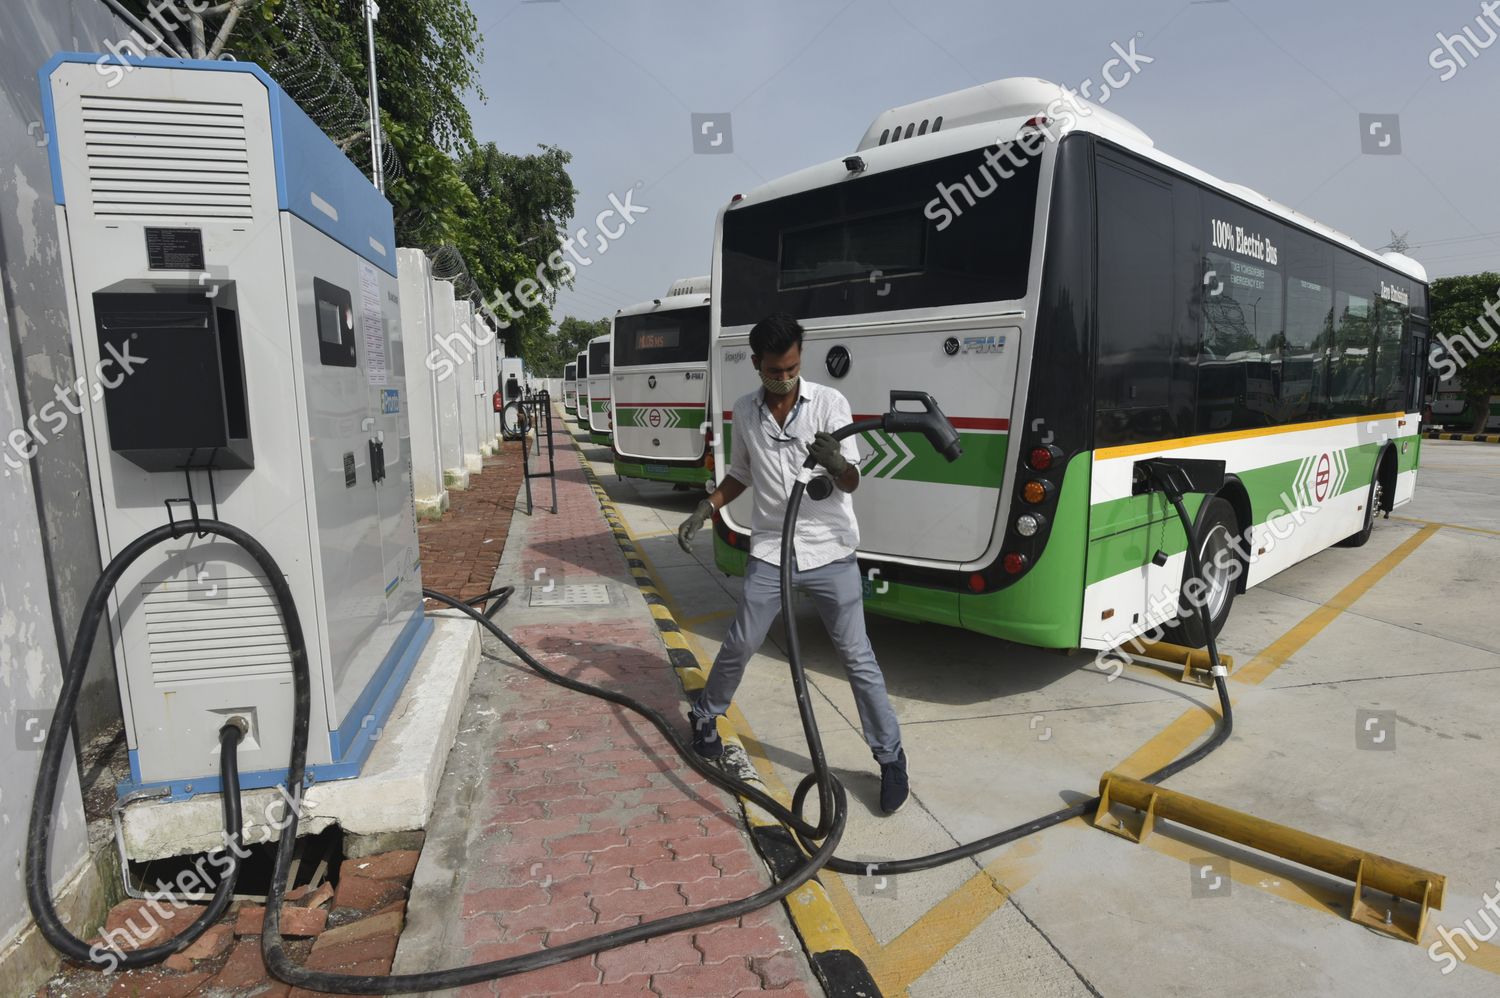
[[1165, 496, 1241, 649], [1337, 456, 1388, 548]]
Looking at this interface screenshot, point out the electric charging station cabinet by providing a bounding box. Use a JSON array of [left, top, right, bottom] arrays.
[[40, 53, 431, 800]]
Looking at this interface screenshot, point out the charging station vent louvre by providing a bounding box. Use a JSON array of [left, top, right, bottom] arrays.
[[142, 576, 291, 685], [80, 94, 253, 220], [529, 583, 614, 607]]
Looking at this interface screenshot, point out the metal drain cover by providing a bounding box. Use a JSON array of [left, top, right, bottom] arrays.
[[529, 583, 614, 607]]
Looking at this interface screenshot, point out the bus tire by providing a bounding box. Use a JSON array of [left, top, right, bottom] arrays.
[[1337, 450, 1391, 548], [1164, 496, 1241, 649]]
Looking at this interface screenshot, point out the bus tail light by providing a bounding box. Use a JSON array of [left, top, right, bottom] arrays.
[[1003, 552, 1028, 574], [1028, 445, 1061, 471], [1021, 479, 1052, 504], [1016, 513, 1045, 537], [967, 573, 985, 593]]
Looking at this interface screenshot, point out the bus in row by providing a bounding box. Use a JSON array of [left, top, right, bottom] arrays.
[[585, 334, 612, 446], [572, 349, 589, 432], [1430, 377, 1500, 430], [562, 361, 578, 416], [610, 276, 715, 488], [708, 77, 1427, 650]]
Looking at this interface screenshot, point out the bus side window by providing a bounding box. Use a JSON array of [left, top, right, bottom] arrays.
[[1330, 256, 1377, 417], [1095, 157, 1177, 447], [1281, 232, 1333, 425], [1374, 281, 1408, 414]]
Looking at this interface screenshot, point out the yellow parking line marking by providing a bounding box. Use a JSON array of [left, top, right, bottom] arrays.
[[590, 447, 1470, 990], [871, 836, 1053, 994], [1391, 515, 1500, 538], [1117, 524, 1440, 777], [678, 608, 736, 627]]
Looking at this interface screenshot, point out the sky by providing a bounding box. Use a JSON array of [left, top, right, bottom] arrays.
[[462, 0, 1500, 326]]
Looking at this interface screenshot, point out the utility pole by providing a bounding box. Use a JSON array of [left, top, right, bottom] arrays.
[[364, 0, 385, 193]]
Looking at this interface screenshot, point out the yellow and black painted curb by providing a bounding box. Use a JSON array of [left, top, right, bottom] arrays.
[[573, 445, 882, 998], [1425, 430, 1500, 444]]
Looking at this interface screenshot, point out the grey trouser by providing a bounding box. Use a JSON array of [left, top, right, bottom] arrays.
[[691, 553, 903, 764]]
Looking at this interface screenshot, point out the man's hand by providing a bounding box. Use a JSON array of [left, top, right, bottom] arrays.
[[678, 498, 715, 553], [808, 431, 849, 476]]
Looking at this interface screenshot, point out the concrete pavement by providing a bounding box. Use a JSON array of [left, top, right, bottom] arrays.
[[588, 433, 1500, 997]]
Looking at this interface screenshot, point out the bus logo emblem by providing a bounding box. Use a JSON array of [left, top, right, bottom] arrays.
[[1314, 454, 1331, 502], [648, 375, 657, 389], [648, 408, 663, 428]]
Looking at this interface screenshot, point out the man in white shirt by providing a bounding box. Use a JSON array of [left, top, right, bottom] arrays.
[[677, 313, 908, 814]]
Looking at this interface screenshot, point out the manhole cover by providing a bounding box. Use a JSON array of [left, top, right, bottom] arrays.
[[529, 583, 614, 607]]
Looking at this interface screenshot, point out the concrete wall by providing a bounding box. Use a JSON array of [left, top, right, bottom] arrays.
[[0, 3, 131, 988], [0, 1, 136, 990], [1, 0, 125, 755], [432, 282, 468, 489], [397, 249, 447, 516], [454, 300, 482, 473]]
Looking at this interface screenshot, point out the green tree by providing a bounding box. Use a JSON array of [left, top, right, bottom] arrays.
[[457, 143, 578, 357], [122, 0, 578, 363], [1429, 272, 1500, 431], [526, 317, 608, 377]]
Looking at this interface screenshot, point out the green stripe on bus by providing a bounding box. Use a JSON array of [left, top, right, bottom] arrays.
[[1083, 435, 1417, 586], [722, 423, 1008, 489], [616, 459, 713, 485], [711, 451, 1093, 648], [616, 406, 708, 430]]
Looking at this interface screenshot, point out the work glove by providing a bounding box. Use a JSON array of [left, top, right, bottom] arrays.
[[678, 498, 715, 554], [808, 431, 849, 477]]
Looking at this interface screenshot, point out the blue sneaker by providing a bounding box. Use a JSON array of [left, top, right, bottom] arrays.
[[879, 750, 909, 815], [691, 714, 723, 760]]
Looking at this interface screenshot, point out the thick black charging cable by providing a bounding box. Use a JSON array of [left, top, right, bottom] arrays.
[[27, 396, 1233, 992], [790, 455, 1235, 875]]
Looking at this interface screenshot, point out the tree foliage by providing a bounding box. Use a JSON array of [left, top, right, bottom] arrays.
[[121, 0, 577, 361], [526, 316, 609, 377], [1429, 272, 1500, 430]]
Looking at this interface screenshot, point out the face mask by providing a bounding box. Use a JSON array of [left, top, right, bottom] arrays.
[[760, 372, 798, 396]]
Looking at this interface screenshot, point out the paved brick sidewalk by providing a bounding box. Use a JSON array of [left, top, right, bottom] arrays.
[[396, 412, 820, 997], [419, 446, 527, 601]]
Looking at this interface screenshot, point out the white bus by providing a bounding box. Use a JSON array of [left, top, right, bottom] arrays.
[[1430, 377, 1500, 430], [611, 276, 714, 488], [585, 334, 613, 445], [710, 78, 1428, 650], [573, 350, 589, 431], [562, 361, 579, 416]]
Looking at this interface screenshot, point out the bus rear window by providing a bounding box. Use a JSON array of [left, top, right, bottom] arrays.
[[614, 306, 710, 366], [722, 145, 1041, 326], [780, 210, 926, 289], [589, 341, 611, 374]]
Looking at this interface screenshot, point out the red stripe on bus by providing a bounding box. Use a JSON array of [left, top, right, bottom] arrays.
[[853, 414, 1010, 431], [616, 402, 706, 408], [721, 413, 1009, 431]]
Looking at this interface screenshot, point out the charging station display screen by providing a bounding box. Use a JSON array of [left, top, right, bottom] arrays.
[[318, 300, 344, 346], [314, 278, 356, 367]]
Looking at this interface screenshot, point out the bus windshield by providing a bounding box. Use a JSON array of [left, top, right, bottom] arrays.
[[614, 306, 710, 366], [720, 145, 1041, 326]]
